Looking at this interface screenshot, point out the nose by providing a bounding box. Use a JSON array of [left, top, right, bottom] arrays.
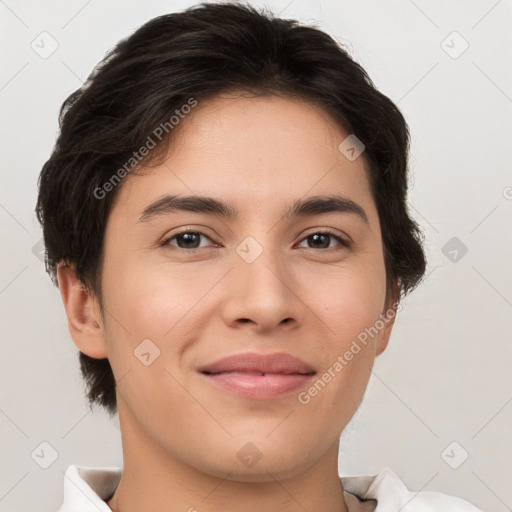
[[220, 244, 303, 334]]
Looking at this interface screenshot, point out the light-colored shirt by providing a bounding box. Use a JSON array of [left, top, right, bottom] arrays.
[[56, 464, 483, 512]]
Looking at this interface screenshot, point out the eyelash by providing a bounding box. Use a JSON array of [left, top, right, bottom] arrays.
[[160, 228, 351, 252]]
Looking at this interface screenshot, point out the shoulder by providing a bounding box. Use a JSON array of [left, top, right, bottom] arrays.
[[341, 467, 483, 512], [57, 464, 122, 512]]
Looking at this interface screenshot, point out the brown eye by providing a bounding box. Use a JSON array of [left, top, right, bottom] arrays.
[[162, 230, 214, 250], [297, 231, 350, 250]]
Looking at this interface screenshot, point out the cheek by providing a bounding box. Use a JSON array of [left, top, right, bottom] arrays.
[[99, 262, 198, 419], [305, 265, 386, 416], [100, 258, 222, 383], [102, 252, 200, 331], [319, 259, 387, 344], [307, 254, 386, 408]]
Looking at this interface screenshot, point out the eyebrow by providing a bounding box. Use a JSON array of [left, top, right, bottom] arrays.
[[138, 194, 370, 227]]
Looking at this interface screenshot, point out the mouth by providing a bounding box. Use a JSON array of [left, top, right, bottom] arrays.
[[197, 351, 316, 400], [201, 370, 315, 376], [197, 351, 315, 375]]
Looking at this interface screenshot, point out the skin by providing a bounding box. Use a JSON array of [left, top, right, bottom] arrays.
[[58, 93, 398, 512]]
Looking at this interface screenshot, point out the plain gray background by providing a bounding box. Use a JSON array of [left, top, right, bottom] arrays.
[[1, 0, 511, 511]]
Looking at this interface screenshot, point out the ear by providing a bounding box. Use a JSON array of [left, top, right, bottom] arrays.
[[57, 263, 109, 359], [375, 295, 399, 357]]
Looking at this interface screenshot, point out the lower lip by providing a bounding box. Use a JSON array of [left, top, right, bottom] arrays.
[[200, 371, 315, 400]]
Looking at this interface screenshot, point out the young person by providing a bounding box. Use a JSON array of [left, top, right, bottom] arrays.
[[36, 2, 483, 511]]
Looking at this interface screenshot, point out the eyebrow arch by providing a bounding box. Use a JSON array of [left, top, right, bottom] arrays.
[[138, 194, 370, 228]]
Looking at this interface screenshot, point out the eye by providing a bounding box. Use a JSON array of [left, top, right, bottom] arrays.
[[161, 228, 351, 252], [297, 230, 351, 251], [162, 229, 215, 250]]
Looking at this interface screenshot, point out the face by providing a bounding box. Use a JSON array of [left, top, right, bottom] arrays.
[[70, 93, 396, 482]]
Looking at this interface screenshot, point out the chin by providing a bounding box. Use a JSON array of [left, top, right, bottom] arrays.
[[195, 443, 316, 483]]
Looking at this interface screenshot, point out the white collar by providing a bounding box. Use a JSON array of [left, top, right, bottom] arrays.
[[57, 465, 482, 512]]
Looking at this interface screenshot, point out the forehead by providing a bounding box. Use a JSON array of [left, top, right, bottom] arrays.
[[112, 94, 377, 225], [168, 93, 349, 163]]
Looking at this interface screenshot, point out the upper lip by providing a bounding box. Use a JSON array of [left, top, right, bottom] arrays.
[[198, 352, 316, 375]]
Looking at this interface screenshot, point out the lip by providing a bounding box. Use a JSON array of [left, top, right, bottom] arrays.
[[198, 351, 316, 400], [198, 351, 315, 375]]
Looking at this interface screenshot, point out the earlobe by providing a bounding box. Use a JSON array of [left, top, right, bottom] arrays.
[[375, 299, 399, 357], [56, 263, 109, 359]]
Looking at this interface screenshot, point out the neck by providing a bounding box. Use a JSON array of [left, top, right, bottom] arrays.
[[107, 403, 349, 512]]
